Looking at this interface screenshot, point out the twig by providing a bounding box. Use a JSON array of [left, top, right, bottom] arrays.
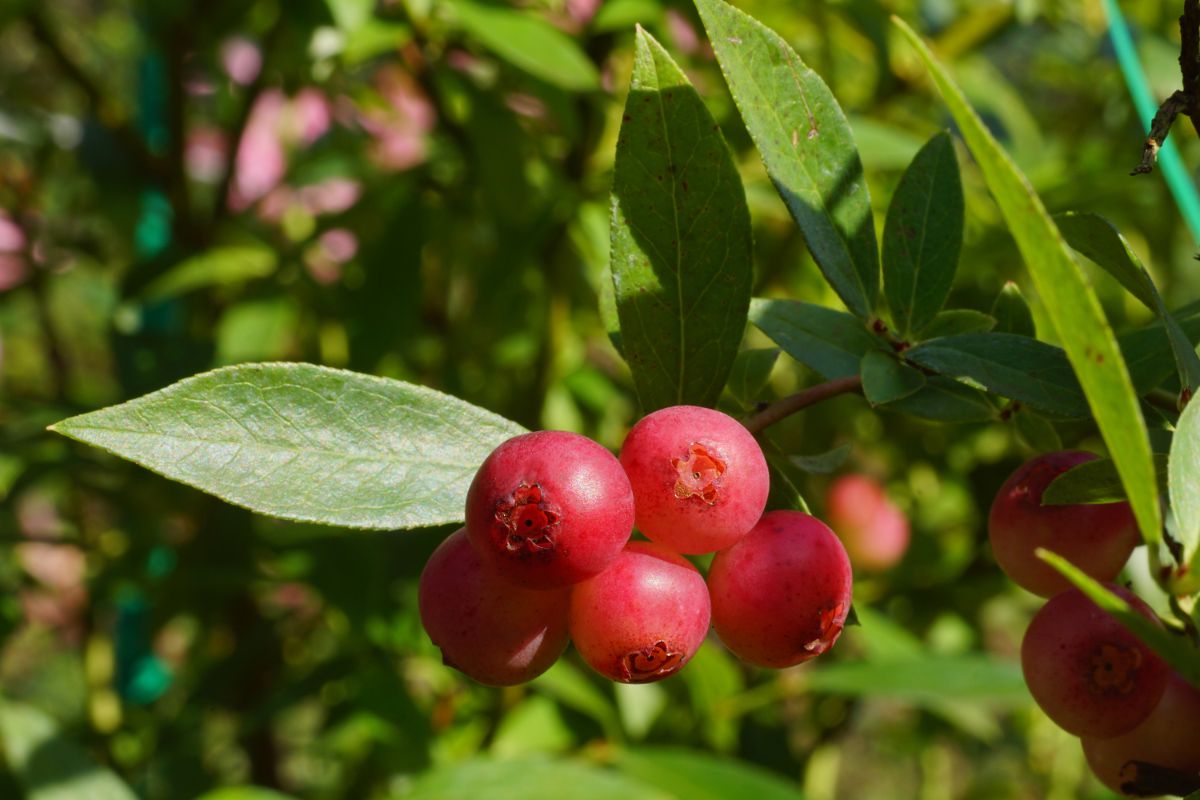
[[1131, 1, 1200, 175], [742, 375, 863, 434], [1132, 90, 1192, 175]]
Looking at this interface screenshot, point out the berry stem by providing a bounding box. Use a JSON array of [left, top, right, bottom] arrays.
[[742, 376, 863, 434]]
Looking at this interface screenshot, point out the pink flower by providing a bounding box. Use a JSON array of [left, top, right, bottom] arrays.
[[185, 126, 228, 184], [221, 36, 263, 86]]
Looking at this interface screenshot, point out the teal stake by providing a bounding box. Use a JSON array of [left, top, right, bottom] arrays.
[[1103, 0, 1200, 245]]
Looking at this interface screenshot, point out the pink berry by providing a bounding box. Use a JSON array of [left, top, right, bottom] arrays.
[[1082, 672, 1200, 795], [619, 405, 769, 554], [1021, 586, 1169, 738], [988, 451, 1139, 598], [568, 541, 710, 683], [465, 431, 635, 589], [707, 510, 853, 668], [825, 474, 910, 572], [418, 528, 570, 686]]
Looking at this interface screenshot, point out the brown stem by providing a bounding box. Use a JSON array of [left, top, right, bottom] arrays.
[[742, 375, 863, 434], [1132, 1, 1200, 175]]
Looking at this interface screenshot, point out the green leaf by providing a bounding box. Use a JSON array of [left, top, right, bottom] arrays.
[[789, 443, 852, 475], [325, 0, 374, 32], [1057, 212, 1200, 396], [197, 790, 297, 800], [490, 696, 575, 757], [696, 0, 878, 319], [1120, 307, 1200, 393], [725, 348, 779, 410], [448, 0, 599, 91], [860, 350, 926, 405], [0, 700, 138, 800], [680, 643, 742, 752], [917, 309, 995, 340], [139, 245, 276, 301], [748, 299, 876, 380], [49, 363, 526, 530], [881, 375, 995, 422], [1172, 399, 1200, 565], [1054, 212, 1157, 309], [762, 439, 811, 514], [615, 747, 803, 800], [1043, 454, 1170, 506], [905, 333, 1088, 417], [215, 298, 299, 365], [989, 281, 1035, 337], [397, 756, 670, 800], [610, 29, 753, 411], [1012, 409, 1062, 454], [1037, 551, 1200, 687], [883, 131, 963, 337], [894, 18, 1162, 544], [530, 661, 623, 742], [804, 655, 1030, 705]]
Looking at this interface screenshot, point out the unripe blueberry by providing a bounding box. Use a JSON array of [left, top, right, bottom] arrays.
[[1021, 586, 1168, 738], [825, 474, 910, 572], [418, 528, 570, 686], [619, 405, 769, 554], [707, 511, 853, 668], [1082, 673, 1200, 795], [568, 541, 710, 683], [465, 431, 635, 590], [988, 451, 1139, 598]]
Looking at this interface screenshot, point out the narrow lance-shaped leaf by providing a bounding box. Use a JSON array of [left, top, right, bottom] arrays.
[[883, 131, 964, 337], [1057, 211, 1200, 398], [905, 333, 1089, 417], [748, 298, 876, 381], [895, 18, 1162, 543], [1172, 399, 1200, 567], [49, 363, 527, 530], [695, 0, 878, 319], [610, 28, 753, 411]]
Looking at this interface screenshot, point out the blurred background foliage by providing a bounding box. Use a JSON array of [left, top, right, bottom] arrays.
[[0, 0, 1196, 797]]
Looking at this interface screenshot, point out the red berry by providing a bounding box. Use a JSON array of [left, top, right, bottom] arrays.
[[825, 474, 910, 572], [619, 405, 769, 554], [418, 528, 570, 686], [568, 541, 710, 683], [988, 451, 1139, 597], [1021, 586, 1169, 738], [1082, 673, 1200, 795], [707, 510, 853, 668], [465, 431, 634, 589]]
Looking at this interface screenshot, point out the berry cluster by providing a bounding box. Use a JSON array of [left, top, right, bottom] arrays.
[[989, 452, 1200, 795], [418, 405, 853, 686]]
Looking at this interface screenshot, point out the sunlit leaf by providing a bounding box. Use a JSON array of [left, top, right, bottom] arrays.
[[50, 363, 526, 530], [448, 0, 599, 91], [1172, 399, 1200, 565], [610, 28, 753, 411], [396, 756, 670, 800], [697, 0, 878, 319], [139, 245, 276, 302], [894, 18, 1161, 543], [615, 747, 802, 800], [989, 282, 1035, 337]]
